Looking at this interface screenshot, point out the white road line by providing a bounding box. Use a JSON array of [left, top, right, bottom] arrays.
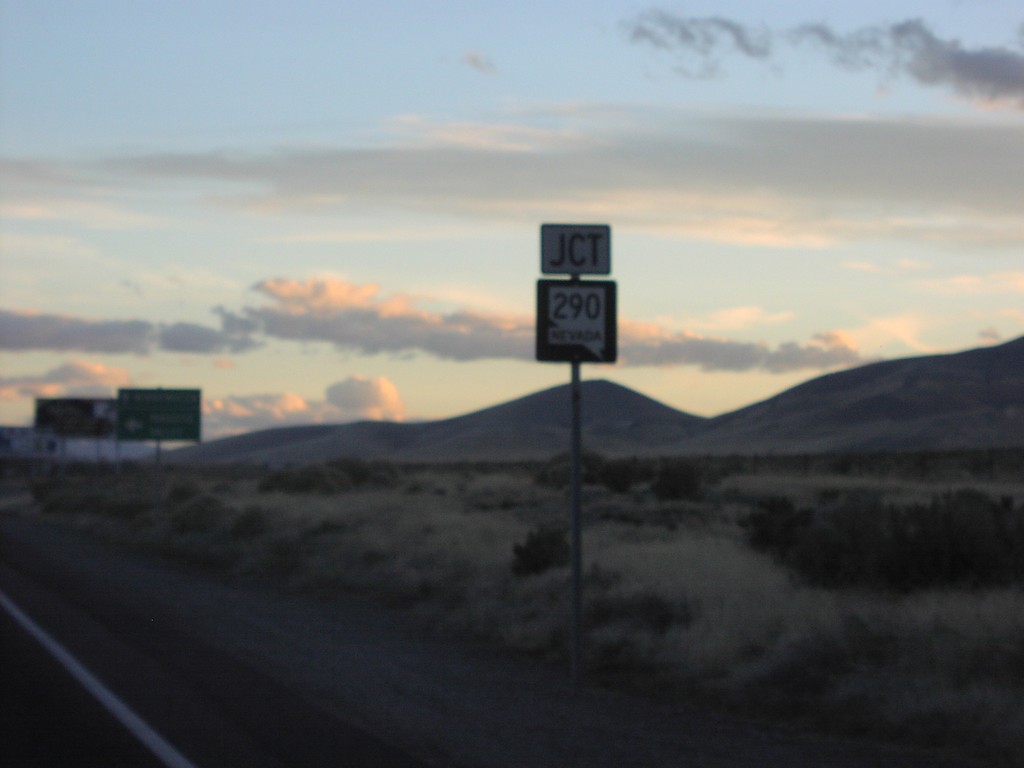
[[0, 588, 201, 768]]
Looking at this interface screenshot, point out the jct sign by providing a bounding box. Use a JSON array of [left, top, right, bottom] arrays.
[[536, 280, 617, 363], [540, 224, 611, 275]]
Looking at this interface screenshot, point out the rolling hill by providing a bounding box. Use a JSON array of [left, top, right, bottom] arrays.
[[677, 336, 1024, 455], [169, 337, 1024, 465], [169, 379, 705, 464]]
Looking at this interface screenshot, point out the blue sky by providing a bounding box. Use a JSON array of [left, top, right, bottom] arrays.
[[2, 1, 1023, 438]]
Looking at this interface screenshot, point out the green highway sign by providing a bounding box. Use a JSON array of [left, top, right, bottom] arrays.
[[117, 388, 201, 442]]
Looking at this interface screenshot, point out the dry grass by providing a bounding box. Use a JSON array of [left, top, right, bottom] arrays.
[[24, 463, 1024, 765]]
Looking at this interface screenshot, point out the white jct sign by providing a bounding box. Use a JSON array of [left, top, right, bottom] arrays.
[[540, 224, 611, 275]]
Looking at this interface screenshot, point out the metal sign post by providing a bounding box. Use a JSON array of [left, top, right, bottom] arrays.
[[569, 359, 583, 684], [536, 223, 617, 687]]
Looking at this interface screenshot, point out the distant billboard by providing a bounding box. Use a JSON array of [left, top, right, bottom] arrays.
[[34, 398, 117, 437]]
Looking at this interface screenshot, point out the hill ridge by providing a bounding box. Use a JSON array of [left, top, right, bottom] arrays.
[[170, 338, 1024, 464]]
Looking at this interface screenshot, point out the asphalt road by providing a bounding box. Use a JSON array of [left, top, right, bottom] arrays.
[[0, 517, 428, 768], [1, 599, 169, 767]]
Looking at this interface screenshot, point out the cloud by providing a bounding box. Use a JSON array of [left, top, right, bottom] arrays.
[[203, 376, 405, 437], [628, 11, 773, 76], [325, 376, 405, 421], [919, 271, 1024, 294], [239, 277, 534, 361], [842, 314, 936, 354], [0, 198, 162, 230], [80, 106, 1023, 249], [237, 277, 865, 373], [0, 309, 153, 354], [3, 277, 867, 375], [628, 12, 1024, 107], [979, 327, 1002, 343], [843, 259, 928, 275], [464, 51, 496, 74], [0, 309, 260, 355], [386, 114, 584, 152], [791, 19, 1024, 105], [682, 305, 795, 332], [618, 322, 864, 372], [159, 321, 262, 354], [0, 360, 131, 401]]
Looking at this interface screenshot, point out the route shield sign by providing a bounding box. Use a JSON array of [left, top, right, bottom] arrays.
[[540, 224, 611, 275], [117, 388, 201, 441], [536, 280, 617, 363]]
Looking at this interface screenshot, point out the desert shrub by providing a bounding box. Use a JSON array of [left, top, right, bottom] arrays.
[[166, 479, 202, 504], [884, 490, 1024, 590], [587, 590, 680, 673], [651, 458, 702, 501], [258, 463, 354, 495], [247, 536, 305, 578], [33, 479, 150, 520], [169, 493, 231, 533], [462, 472, 537, 511], [512, 525, 570, 576], [742, 489, 1024, 591], [258, 460, 401, 495], [327, 458, 401, 488], [101, 493, 152, 520], [30, 479, 57, 503], [741, 496, 812, 557], [533, 451, 606, 489], [32, 479, 100, 513], [230, 505, 270, 538], [587, 590, 676, 635], [596, 457, 655, 494]]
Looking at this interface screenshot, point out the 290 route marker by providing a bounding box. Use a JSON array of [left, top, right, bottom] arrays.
[[536, 279, 617, 363]]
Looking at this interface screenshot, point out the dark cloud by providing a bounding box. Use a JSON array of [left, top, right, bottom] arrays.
[[464, 51, 496, 74], [159, 321, 262, 354], [0, 309, 153, 354], [629, 12, 1024, 105], [619, 328, 864, 372], [0, 309, 260, 355], [791, 19, 1024, 103], [629, 11, 772, 76]]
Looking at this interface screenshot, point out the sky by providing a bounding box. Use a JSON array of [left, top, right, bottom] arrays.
[[2, 0, 1023, 439]]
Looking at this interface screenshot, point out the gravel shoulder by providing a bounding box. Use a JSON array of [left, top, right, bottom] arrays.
[[0, 509, 977, 768]]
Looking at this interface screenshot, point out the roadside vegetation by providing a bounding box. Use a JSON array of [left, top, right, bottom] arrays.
[[19, 449, 1024, 766]]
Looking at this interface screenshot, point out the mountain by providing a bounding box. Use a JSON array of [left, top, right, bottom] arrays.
[[673, 336, 1024, 454], [169, 337, 1024, 465], [169, 380, 705, 465]]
